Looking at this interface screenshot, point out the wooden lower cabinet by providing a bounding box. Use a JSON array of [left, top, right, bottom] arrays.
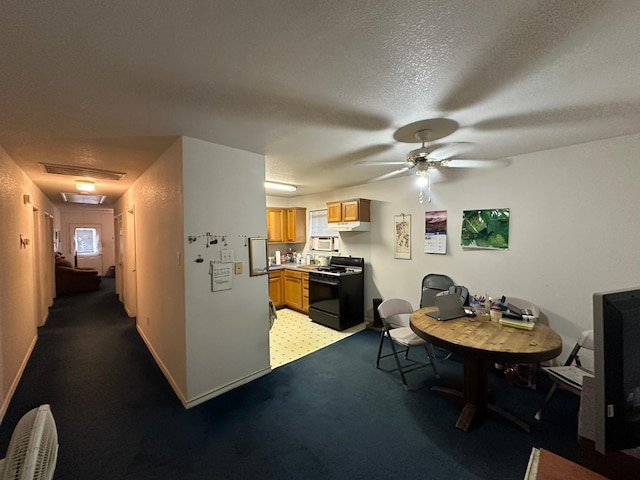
[[271, 268, 309, 313], [284, 270, 303, 311], [302, 272, 309, 313], [269, 270, 283, 307]]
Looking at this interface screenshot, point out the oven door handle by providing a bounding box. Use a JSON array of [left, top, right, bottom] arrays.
[[310, 277, 339, 286]]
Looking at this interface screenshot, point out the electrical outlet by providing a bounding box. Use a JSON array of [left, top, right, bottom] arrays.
[[221, 249, 234, 263], [234, 262, 242, 275]]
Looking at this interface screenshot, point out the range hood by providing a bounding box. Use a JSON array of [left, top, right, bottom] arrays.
[[326, 221, 371, 232]]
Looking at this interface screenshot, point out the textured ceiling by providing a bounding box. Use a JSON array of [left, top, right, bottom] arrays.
[[1, 1, 639, 205]]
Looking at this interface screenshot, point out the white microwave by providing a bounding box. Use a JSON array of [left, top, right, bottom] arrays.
[[311, 237, 339, 251]]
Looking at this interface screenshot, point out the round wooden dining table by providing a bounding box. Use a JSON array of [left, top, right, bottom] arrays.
[[410, 306, 562, 432]]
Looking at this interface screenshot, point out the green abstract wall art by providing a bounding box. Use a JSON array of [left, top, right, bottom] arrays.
[[461, 208, 510, 250]]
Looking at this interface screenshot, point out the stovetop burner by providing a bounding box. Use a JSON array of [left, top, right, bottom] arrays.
[[316, 266, 346, 273]]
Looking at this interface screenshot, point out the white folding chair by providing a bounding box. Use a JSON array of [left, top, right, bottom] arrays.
[[535, 330, 594, 420], [375, 298, 439, 389]]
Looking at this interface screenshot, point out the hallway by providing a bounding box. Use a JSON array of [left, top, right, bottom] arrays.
[[0, 279, 182, 478]]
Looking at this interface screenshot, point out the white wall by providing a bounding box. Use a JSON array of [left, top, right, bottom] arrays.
[[58, 206, 116, 275], [270, 132, 640, 365], [0, 144, 58, 420], [115, 138, 188, 400], [182, 137, 270, 406], [115, 136, 270, 408]]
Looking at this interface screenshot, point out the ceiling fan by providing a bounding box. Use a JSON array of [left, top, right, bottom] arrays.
[[358, 118, 502, 203]]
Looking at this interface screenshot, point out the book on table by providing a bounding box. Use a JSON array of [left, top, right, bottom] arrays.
[[498, 317, 535, 330]]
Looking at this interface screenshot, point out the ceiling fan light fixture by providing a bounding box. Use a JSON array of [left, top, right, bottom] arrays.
[[415, 168, 432, 204], [264, 181, 297, 192], [416, 172, 429, 187]]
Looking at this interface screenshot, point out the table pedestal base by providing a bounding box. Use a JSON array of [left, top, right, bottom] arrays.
[[431, 355, 531, 432]]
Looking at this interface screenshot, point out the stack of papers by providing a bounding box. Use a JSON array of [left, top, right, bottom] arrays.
[[542, 366, 594, 390], [499, 317, 535, 330]]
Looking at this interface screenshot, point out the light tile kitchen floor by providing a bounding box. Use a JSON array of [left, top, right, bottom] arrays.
[[270, 308, 365, 368]]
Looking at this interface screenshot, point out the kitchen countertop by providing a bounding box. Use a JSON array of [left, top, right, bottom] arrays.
[[269, 264, 319, 272]]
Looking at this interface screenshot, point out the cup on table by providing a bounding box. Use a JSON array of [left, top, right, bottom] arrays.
[[490, 308, 503, 322]]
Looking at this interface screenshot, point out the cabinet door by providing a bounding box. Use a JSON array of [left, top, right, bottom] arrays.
[[284, 271, 303, 310], [342, 200, 360, 222], [327, 202, 342, 223], [269, 271, 283, 307], [267, 208, 285, 243], [342, 199, 370, 222], [286, 208, 307, 243]]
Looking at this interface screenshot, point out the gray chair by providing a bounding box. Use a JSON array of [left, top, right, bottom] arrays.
[[420, 274, 456, 360], [375, 298, 439, 389], [534, 329, 594, 420], [420, 273, 455, 308]]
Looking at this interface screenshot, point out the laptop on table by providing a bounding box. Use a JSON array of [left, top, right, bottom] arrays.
[[426, 293, 472, 321]]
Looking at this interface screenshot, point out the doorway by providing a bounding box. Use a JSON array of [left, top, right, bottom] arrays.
[[123, 206, 138, 318], [114, 214, 124, 302]]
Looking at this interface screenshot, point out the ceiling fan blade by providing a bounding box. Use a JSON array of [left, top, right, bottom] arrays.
[[367, 167, 411, 183], [355, 160, 409, 166], [444, 159, 511, 169], [427, 142, 473, 160]]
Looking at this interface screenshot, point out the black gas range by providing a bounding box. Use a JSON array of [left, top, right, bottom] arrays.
[[308, 256, 364, 331]]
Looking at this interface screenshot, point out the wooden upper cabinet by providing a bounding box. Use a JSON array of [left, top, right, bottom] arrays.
[[267, 207, 306, 243], [327, 199, 370, 223], [267, 208, 285, 243], [285, 207, 306, 243], [327, 202, 343, 223]]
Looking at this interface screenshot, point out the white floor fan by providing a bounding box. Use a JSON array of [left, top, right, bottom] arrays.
[[359, 118, 505, 203], [0, 404, 58, 480]]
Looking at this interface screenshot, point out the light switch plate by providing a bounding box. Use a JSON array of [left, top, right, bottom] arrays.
[[234, 262, 242, 274], [221, 249, 234, 262]]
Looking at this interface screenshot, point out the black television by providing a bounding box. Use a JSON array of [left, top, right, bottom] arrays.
[[594, 287, 640, 453]]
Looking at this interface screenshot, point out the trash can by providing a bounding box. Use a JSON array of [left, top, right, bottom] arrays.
[[372, 298, 383, 328]]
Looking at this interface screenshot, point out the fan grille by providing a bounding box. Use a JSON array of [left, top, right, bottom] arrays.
[[0, 405, 58, 480], [39, 163, 125, 180]]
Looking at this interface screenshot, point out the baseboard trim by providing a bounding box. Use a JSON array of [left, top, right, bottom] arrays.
[[0, 334, 37, 424], [135, 325, 272, 410], [184, 367, 272, 409], [135, 324, 188, 407]]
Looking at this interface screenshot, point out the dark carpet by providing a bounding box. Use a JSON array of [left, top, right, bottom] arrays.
[[0, 279, 583, 479]]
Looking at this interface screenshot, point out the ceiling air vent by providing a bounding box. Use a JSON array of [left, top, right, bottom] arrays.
[[60, 193, 107, 205], [40, 163, 126, 181]]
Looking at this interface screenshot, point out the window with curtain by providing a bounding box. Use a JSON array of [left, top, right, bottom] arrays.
[[308, 209, 338, 238]]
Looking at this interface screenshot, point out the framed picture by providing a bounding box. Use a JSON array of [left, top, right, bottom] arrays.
[[394, 214, 411, 259], [461, 208, 510, 249]]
